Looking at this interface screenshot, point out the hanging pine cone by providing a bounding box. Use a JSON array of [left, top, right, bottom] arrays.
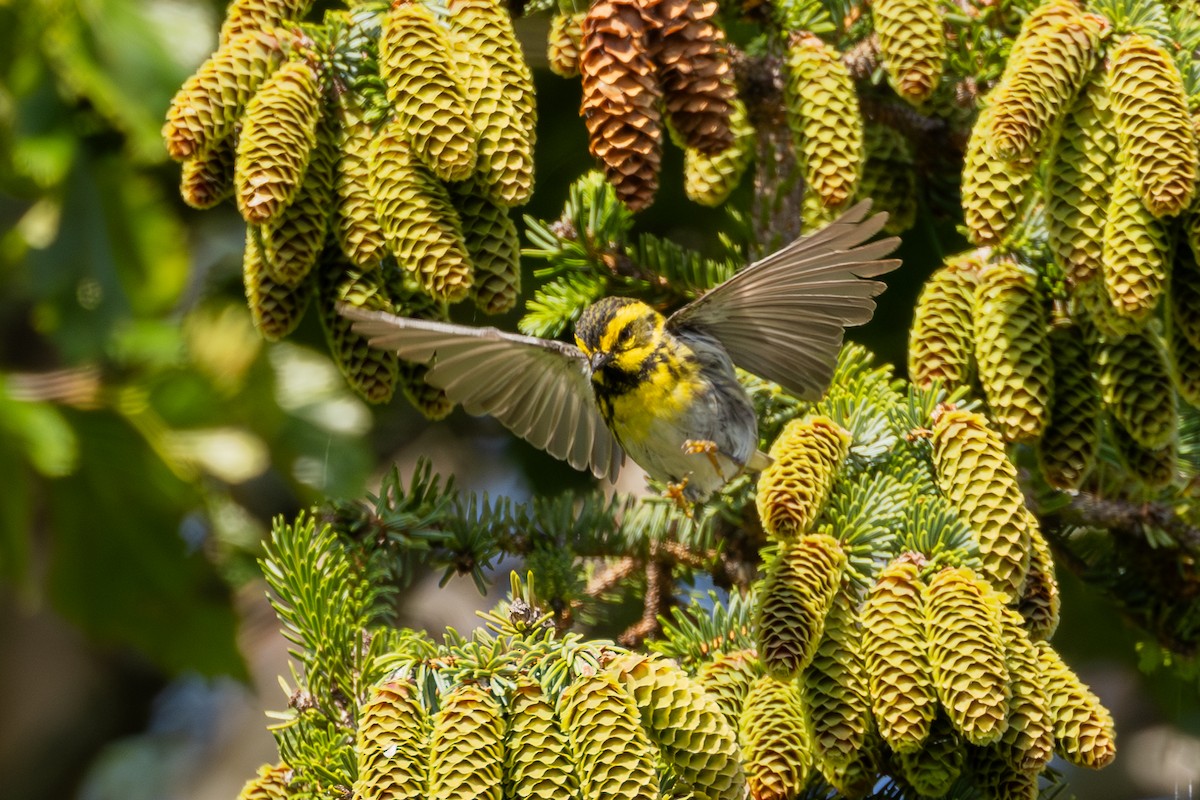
[[908, 251, 982, 391], [1046, 66, 1116, 285], [235, 58, 323, 225], [972, 258, 1053, 443], [219, 0, 312, 46], [784, 31, 864, 213], [856, 123, 917, 234], [260, 115, 337, 287], [1094, 328, 1176, 451], [683, 97, 754, 206], [180, 135, 236, 209], [548, 12, 586, 77], [986, 14, 1104, 159], [1102, 168, 1169, 323], [756, 416, 850, 540], [1037, 321, 1100, 490], [962, 99, 1038, 246], [893, 714, 964, 798], [318, 254, 399, 405], [648, 0, 736, 155], [164, 29, 282, 161], [580, 0, 664, 211], [1109, 33, 1197, 218], [243, 228, 312, 340], [378, 0, 478, 182], [334, 115, 388, 270], [448, 0, 537, 206], [873, 0, 945, 105], [451, 182, 521, 315]]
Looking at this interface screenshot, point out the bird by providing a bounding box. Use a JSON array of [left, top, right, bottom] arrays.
[[341, 200, 901, 502]]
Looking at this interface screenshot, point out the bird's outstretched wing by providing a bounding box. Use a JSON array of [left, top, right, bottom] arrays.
[[341, 307, 625, 481], [667, 200, 901, 400]]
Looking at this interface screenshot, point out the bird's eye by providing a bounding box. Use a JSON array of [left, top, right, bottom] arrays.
[[616, 326, 634, 347]]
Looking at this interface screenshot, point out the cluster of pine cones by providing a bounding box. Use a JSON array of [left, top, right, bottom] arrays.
[[232, 384, 1114, 800], [909, 240, 1194, 490], [956, 0, 1197, 484], [162, 0, 534, 411], [743, 403, 1113, 797]]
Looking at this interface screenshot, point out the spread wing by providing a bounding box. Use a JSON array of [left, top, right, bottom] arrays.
[[341, 306, 625, 482], [667, 200, 901, 400]]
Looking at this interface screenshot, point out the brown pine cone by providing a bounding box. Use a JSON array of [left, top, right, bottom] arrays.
[[647, 0, 736, 155], [580, 0, 664, 211]]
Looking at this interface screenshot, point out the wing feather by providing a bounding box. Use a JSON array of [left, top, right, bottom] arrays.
[[341, 307, 625, 480], [668, 200, 901, 399]]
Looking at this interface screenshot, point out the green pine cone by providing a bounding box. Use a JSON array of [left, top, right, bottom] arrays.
[[238, 763, 292, 800], [451, 182, 521, 315], [370, 123, 473, 303], [996, 606, 1054, 774], [696, 649, 762, 736], [969, 744, 1038, 800], [318, 255, 399, 404], [908, 251, 982, 390], [1077, 272, 1141, 338], [739, 676, 812, 800], [354, 680, 430, 800], [606, 653, 744, 800], [506, 677, 580, 800], [219, 0, 311, 45], [243, 228, 311, 340], [757, 533, 847, 678], [861, 558, 937, 753], [164, 29, 282, 160], [962, 101, 1038, 246], [1004, 0, 1085, 68], [235, 59, 322, 225], [684, 97, 754, 208], [1094, 328, 1175, 449], [1109, 33, 1197, 217], [1046, 67, 1117, 285], [448, 0, 536, 206], [430, 683, 505, 800], [180, 134, 236, 209], [893, 713, 964, 799], [379, 0, 477, 182], [1017, 523, 1060, 641], [547, 12, 584, 78], [260, 113, 336, 287], [1109, 417, 1177, 489], [972, 258, 1053, 443], [784, 31, 863, 213], [1037, 322, 1100, 489], [1168, 301, 1200, 406], [856, 123, 917, 234], [389, 279, 458, 420], [987, 14, 1103, 159], [1102, 167, 1170, 323], [801, 592, 872, 780], [873, 0, 945, 105], [1035, 641, 1117, 769], [335, 115, 387, 269], [558, 672, 659, 800], [925, 567, 1010, 745], [1169, 242, 1200, 350], [931, 408, 1032, 600], [756, 416, 850, 540]]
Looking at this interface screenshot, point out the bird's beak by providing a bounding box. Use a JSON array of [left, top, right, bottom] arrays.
[[589, 351, 612, 372]]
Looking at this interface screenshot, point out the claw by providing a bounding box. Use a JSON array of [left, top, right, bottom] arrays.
[[663, 477, 695, 517], [683, 438, 726, 480]]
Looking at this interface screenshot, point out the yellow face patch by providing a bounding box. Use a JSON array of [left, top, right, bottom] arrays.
[[598, 300, 662, 374]]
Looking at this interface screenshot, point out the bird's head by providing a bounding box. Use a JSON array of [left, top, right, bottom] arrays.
[[574, 297, 664, 385]]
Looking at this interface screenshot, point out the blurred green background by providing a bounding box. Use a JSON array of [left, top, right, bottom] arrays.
[[0, 0, 1195, 798]]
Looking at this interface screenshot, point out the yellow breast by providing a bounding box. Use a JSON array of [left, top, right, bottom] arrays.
[[606, 357, 700, 446]]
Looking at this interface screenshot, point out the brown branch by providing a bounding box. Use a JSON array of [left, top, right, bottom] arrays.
[[585, 556, 640, 598], [1035, 491, 1200, 556], [620, 549, 673, 647]]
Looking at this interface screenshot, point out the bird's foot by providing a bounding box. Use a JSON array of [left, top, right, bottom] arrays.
[[663, 477, 695, 517], [683, 438, 726, 480]]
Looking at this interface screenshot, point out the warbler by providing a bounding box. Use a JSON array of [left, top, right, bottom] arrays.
[[342, 201, 900, 501]]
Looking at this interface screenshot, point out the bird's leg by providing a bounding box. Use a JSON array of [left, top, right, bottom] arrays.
[[683, 438, 726, 481], [663, 476, 695, 517]]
